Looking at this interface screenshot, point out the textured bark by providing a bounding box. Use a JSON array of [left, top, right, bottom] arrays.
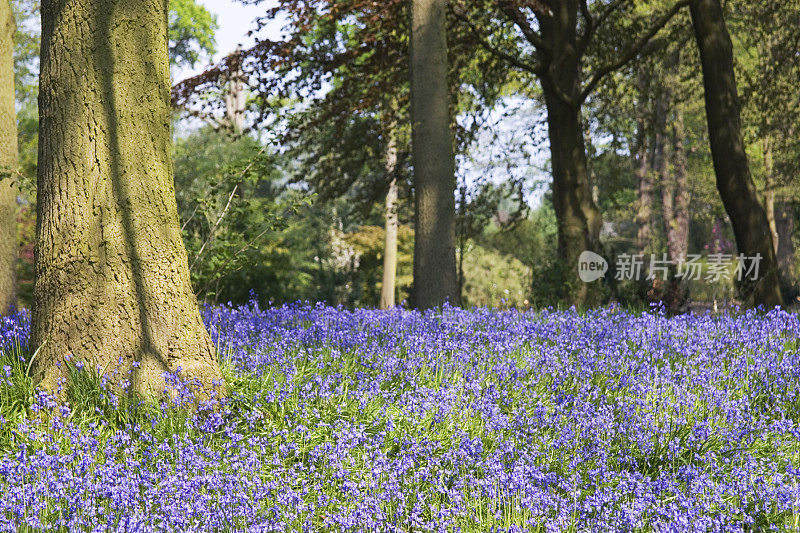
[[690, 0, 784, 308], [379, 127, 399, 310], [537, 2, 603, 307], [0, 1, 17, 316], [410, 0, 458, 309], [33, 0, 225, 398]]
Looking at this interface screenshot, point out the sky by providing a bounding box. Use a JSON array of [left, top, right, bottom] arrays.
[[175, 0, 281, 81]]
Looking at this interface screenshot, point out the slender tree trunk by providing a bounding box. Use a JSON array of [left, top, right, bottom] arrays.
[[661, 107, 691, 313], [33, 0, 225, 398], [762, 137, 779, 256], [224, 48, 246, 134], [775, 201, 796, 292], [664, 108, 690, 263], [0, 1, 17, 316], [638, 92, 669, 255], [409, 0, 458, 309], [633, 86, 650, 256], [689, 0, 783, 308], [379, 126, 399, 309]]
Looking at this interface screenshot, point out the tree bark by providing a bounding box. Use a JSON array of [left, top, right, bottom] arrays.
[[541, 86, 602, 305], [379, 126, 399, 310], [536, 2, 603, 307], [689, 0, 784, 308], [33, 0, 225, 398], [410, 0, 458, 309], [0, 1, 17, 316], [224, 49, 246, 134]]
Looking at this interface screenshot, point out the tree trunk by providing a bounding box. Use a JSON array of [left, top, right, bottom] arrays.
[[664, 108, 690, 263], [638, 92, 669, 255], [633, 88, 650, 255], [536, 2, 603, 307], [661, 107, 691, 313], [379, 126, 399, 310], [0, 1, 17, 316], [33, 0, 225, 399], [541, 82, 603, 306], [775, 201, 796, 293], [224, 49, 246, 134], [689, 0, 784, 308], [409, 0, 458, 309], [762, 137, 779, 256]]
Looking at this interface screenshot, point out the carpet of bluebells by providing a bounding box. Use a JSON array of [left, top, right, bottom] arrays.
[[1, 303, 800, 532]]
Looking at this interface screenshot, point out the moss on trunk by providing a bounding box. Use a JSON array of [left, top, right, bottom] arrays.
[[33, 0, 225, 399], [0, 1, 17, 316]]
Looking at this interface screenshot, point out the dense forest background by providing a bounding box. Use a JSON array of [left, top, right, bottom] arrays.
[[8, 0, 800, 311]]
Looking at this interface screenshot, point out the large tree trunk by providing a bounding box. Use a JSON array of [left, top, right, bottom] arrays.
[[33, 0, 225, 398], [409, 0, 458, 309], [689, 0, 784, 308], [379, 126, 399, 310], [0, 1, 17, 316]]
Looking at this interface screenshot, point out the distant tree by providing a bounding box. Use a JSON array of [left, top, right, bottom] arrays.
[[168, 0, 217, 70], [32, 0, 224, 398], [735, 0, 800, 299], [452, 0, 690, 306]]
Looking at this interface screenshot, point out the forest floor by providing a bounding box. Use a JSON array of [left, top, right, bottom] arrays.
[[1, 304, 799, 531]]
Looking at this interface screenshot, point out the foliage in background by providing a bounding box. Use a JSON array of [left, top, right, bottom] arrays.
[[460, 244, 530, 309], [173, 127, 314, 304], [168, 0, 218, 70]]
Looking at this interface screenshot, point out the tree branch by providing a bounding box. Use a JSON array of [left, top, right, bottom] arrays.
[[579, 0, 690, 104], [596, 0, 629, 29], [578, 0, 594, 51], [497, 1, 551, 53], [450, 4, 542, 75], [188, 144, 269, 273]]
